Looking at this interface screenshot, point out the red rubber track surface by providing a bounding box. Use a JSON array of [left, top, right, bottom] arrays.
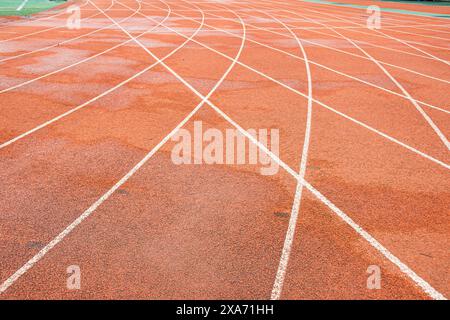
[[0, 0, 449, 299]]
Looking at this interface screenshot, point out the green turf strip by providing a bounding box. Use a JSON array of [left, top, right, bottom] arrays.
[[0, 0, 66, 17]]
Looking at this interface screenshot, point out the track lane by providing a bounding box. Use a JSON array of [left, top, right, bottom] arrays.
[[142, 1, 449, 167], [0, 0, 89, 32], [0, 2, 185, 147], [252, 1, 449, 150], [0, 0, 446, 298], [0, 0, 212, 294], [0, 0, 252, 297], [0, 0, 115, 42]]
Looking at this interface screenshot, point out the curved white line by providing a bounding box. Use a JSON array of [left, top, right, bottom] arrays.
[[179, 5, 450, 108], [230, 6, 447, 63], [260, 1, 450, 150], [0, 0, 115, 44], [0, 0, 246, 295], [0, 0, 151, 93], [115, 0, 447, 300], [139, 0, 449, 169], [259, 12, 313, 302], [0, 0, 89, 31], [272, 4, 450, 42], [224, 0, 314, 300], [225, 10, 450, 85], [295, 0, 450, 36], [0, 1, 140, 64], [0, 0, 175, 150], [294, 1, 450, 65]]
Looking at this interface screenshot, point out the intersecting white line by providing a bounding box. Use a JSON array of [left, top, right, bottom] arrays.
[[0, 0, 245, 294], [258, 0, 450, 150], [0, 2, 175, 149], [0, 1, 137, 64], [139, 0, 450, 169], [295, 3, 450, 65], [0, 1, 155, 93], [256, 10, 313, 302], [165, 3, 450, 110], [120, 0, 446, 300], [0, 0, 447, 300], [2, 0, 115, 44]]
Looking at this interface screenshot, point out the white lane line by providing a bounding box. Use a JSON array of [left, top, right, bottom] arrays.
[[16, 0, 30, 11], [297, 0, 450, 25], [0, 0, 159, 93], [0, 1, 175, 150], [228, 4, 445, 63], [242, 23, 450, 33], [168, 4, 450, 110], [0, 0, 246, 294], [0, 1, 88, 30], [268, 6, 450, 41], [303, 180, 447, 300], [260, 1, 450, 150], [254, 10, 313, 301], [0, 1, 138, 64], [1, 0, 115, 44], [207, 97, 448, 301], [294, 1, 450, 65], [139, 0, 450, 169], [2, 0, 445, 301], [194, 5, 450, 85], [111, 0, 447, 300], [0, 2, 442, 169], [226, 10, 450, 84]]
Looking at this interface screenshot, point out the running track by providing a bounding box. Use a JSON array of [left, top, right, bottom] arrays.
[[0, 0, 449, 299]]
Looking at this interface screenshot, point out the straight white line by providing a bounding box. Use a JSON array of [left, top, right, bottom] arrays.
[[259, 0, 450, 150], [2, 0, 114, 44], [118, 0, 447, 300], [253, 9, 313, 301], [140, 0, 450, 170], [0, 1, 174, 150], [302, 180, 447, 300], [0, 0, 140, 64], [163, 3, 450, 108], [16, 0, 30, 11], [0, 0, 246, 295], [296, 4, 450, 66], [0, 1, 88, 30], [229, 11, 450, 84], [0, 1, 159, 93]]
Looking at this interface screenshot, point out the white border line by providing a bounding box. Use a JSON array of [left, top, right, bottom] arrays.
[[0, 0, 246, 295], [254, 9, 313, 301], [259, 0, 450, 150], [1, 0, 114, 44], [16, 0, 30, 12], [0, 0, 154, 93], [112, 0, 448, 300]]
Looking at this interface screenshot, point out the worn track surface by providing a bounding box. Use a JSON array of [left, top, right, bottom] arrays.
[[0, 0, 449, 300]]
